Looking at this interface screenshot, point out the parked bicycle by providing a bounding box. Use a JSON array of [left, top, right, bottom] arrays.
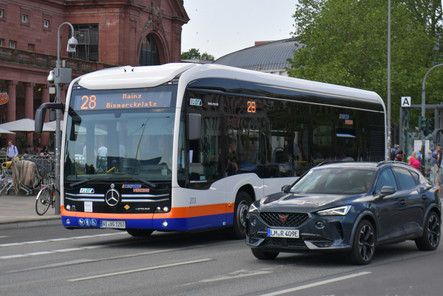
[[0, 161, 15, 196], [35, 173, 57, 216]]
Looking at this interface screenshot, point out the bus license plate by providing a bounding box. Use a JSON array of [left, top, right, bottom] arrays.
[[101, 220, 126, 229], [268, 229, 299, 238]]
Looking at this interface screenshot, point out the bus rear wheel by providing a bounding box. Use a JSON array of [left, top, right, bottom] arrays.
[[230, 191, 252, 239], [127, 229, 154, 237]]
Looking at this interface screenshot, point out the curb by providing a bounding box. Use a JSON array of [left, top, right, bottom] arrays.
[[0, 217, 61, 230]]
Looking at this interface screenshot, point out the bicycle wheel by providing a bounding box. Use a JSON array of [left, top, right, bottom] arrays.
[[35, 187, 52, 216]]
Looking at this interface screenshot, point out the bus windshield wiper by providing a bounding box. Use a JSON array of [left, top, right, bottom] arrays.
[[70, 176, 157, 189], [70, 178, 102, 188], [124, 177, 157, 189]]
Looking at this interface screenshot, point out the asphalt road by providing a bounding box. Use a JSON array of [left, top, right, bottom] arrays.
[[1, 225, 442, 296]]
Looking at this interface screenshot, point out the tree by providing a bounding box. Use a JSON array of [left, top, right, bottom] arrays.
[[181, 48, 215, 61], [288, 0, 443, 122]]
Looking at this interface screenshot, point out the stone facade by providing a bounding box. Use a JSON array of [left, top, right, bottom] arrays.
[[0, 0, 188, 151]]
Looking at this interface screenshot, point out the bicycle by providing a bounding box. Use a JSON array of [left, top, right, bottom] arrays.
[[35, 173, 57, 216], [0, 161, 14, 196]]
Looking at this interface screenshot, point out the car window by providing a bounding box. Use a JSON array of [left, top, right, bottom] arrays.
[[410, 171, 420, 184], [374, 168, 398, 195], [393, 167, 417, 190], [291, 168, 375, 194]]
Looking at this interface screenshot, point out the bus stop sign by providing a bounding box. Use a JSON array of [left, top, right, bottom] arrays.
[[401, 96, 411, 107]]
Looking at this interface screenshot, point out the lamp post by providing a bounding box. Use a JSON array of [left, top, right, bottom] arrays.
[[387, 0, 391, 160], [53, 22, 78, 215], [420, 63, 443, 173]]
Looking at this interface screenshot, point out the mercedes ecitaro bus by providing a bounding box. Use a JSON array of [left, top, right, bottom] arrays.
[[35, 63, 386, 238]]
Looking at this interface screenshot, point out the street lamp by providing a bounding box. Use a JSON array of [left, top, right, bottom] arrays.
[[387, 0, 391, 159], [53, 22, 78, 214], [420, 63, 443, 173]]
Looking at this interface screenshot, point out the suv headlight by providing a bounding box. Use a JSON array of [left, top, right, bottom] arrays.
[[317, 205, 351, 216]]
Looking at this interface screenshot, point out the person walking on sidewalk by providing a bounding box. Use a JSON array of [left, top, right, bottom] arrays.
[[6, 140, 18, 161]]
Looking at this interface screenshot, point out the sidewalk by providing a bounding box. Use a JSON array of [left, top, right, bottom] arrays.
[[0, 192, 60, 230]]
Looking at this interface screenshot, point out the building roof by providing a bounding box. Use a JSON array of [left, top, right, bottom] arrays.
[[213, 38, 299, 72]]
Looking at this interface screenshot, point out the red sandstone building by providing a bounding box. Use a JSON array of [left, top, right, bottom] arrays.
[[0, 0, 188, 151]]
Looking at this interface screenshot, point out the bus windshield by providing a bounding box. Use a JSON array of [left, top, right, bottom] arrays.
[[64, 85, 176, 182]]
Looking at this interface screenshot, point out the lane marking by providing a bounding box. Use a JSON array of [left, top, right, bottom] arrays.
[[259, 271, 372, 296], [0, 232, 126, 248], [7, 248, 189, 273], [1, 245, 103, 259], [199, 269, 274, 283], [68, 258, 213, 282]]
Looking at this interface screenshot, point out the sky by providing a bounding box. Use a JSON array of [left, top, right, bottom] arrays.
[[181, 0, 298, 59]]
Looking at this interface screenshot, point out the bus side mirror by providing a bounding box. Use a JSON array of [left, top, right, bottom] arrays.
[[35, 102, 64, 132], [187, 113, 201, 140]]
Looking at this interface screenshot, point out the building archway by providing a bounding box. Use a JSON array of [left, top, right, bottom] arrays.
[[139, 34, 160, 66]]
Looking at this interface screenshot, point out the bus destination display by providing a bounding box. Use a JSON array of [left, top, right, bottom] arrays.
[[73, 90, 172, 111]]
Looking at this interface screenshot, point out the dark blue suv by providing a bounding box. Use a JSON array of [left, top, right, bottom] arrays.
[[246, 161, 441, 264]]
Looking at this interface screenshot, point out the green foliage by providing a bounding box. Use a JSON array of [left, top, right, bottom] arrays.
[[288, 0, 443, 122], [181, 48, 215, 61]]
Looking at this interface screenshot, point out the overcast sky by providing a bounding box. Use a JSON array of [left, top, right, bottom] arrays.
[[181, 0, 297, 59]]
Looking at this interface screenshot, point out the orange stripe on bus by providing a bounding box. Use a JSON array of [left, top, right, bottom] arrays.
[[61, 203, 235, 220]]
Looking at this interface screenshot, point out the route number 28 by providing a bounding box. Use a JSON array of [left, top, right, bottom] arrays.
[[81, 95, 97, 110], [247, 100, 256, 113]]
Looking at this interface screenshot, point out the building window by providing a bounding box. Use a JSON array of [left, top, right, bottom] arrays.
[[9, 40, 16, 49], [43, 19, 50, 28], [28, 43, 35, 51], [21, 14, 28, 24], [0, 9, 4, 19], [0, 39, 4, 47], [71, 24, 99, 62], [139, 34, 160, 66]]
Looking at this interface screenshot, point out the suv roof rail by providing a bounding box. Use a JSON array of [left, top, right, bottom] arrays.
[[315, 160, 355, 167], [377, 160, 409, 167]]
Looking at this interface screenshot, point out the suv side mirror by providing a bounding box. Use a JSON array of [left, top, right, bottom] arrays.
[[379, 186, 395, 197], [281, 185, 291, 193]]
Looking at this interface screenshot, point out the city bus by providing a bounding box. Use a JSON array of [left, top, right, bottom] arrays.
[[35, 63, 386, 238]]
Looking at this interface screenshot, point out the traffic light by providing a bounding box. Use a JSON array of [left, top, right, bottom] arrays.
[[424, 117, 433, 136], [418, 116, 433, 136]]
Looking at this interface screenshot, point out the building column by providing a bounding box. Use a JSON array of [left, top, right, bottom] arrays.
[[25, 82, 35, 148], [6, 80, 17, 122], [6, 80, 17, 142], [40, 85, 50, 148]]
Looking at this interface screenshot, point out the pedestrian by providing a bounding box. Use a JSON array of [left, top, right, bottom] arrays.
[[39, 145, 49, 157], [408, 152, 420, 170], [6, 140, 18, 161], [432, 145, 441, 186], [390, 144, 400, 160], [436, 149, 442, 188], [394, 150, 404, 162]]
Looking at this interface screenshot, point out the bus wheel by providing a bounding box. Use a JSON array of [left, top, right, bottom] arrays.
[[230, 191, 252, 239], [127, 229, 154, 237]]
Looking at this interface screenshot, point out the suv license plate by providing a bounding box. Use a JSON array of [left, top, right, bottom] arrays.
[[101, 220, 126, 229], [268, 229, 299, 238]]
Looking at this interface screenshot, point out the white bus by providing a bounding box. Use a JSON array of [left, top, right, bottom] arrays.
[[35, 63, 386, 238]]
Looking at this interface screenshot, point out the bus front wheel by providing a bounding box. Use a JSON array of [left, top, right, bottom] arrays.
[[230, 191, 252, 239]]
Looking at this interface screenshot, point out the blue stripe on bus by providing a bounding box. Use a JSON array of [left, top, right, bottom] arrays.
[[62, 213, 234, 231]]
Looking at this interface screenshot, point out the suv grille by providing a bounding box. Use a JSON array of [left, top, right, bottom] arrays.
[[260, 212, 309, 227]]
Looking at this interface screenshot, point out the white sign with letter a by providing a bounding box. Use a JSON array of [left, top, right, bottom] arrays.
[[401, 96, 411, 107]]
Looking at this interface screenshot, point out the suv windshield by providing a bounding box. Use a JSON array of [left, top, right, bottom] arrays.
[[64, 85, 176, 182], [290, 168, 375, 194]]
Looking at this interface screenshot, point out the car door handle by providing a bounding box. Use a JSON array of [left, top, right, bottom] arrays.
[[399, 199, 406, 206]]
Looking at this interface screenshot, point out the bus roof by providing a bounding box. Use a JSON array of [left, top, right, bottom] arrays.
[[75, 63, 384, 108]]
